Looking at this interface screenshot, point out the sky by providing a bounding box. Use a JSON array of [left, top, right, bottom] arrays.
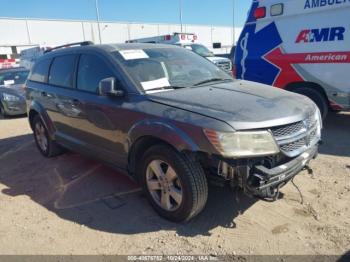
[[0, 0, 251, 27]]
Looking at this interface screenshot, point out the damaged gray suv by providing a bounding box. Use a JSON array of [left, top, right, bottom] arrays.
[[26, 42, 322, 222]]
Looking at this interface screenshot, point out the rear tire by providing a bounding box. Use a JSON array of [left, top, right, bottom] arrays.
[[294, 87, 328, 119], [138, 144, 208, 222], [32, 115, 63, 157]]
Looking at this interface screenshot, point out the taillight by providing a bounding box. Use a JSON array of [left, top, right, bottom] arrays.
[[181, 34, 186, 40], [254, 7, 266, 19], [164, 35, 171, 41]]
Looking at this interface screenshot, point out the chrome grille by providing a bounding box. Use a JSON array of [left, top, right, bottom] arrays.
[[271, 121, 305, 139], [280, 138, 306, 153], [270, 112, 320, 157], [215, 61, 232, 72]]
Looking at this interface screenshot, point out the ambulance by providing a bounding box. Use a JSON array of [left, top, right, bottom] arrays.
[[234, 0, 350, 118], [127, 33, 232, 74]]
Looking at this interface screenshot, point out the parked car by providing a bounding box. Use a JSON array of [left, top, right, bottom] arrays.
[[0, 67, 29, 117], [126, 33, 233, 74], [180, 43, 232, 73], [234, 0, 350, 118], [26, 42, 322, 222]]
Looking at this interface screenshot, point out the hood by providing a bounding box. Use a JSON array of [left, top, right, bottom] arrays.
[[147, 80, 316, 130], [206, 56, 231, 63]]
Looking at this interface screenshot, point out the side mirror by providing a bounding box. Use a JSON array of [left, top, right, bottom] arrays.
[[98, 77, 125, 97]]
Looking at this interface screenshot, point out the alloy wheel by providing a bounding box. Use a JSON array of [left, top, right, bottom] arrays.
[[146, 160, 183, 211], [34, 121, 48, 152]]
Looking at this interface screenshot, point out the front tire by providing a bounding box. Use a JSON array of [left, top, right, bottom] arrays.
[[138, 144, 208, 222], [32, 115, 63, 157]]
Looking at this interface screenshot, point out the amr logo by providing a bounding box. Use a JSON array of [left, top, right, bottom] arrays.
[[296, 27, 345, 43]]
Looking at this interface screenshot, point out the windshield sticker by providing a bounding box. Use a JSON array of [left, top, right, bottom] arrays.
[[141, 77, 170, 91], [119, 49, 149, 60]]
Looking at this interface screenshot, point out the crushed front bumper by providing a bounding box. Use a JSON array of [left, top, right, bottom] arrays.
[[246, 145, 318, 197]]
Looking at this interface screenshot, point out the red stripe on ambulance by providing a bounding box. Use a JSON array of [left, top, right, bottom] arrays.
[[264, 47, 350, 87]]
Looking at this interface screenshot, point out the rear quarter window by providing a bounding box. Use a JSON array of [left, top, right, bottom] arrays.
[[29, 59, 51, 83], [49, 55, 77, 88]]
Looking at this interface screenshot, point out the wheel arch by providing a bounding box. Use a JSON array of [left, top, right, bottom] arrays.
[[28, 109, 39, 130], [127, 120, 201, 179], [284, 81, 329, 104], [128, 135, 174, 178], [28, 101, 56, 139]]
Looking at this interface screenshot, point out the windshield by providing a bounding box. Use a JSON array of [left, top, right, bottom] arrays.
[[0, 69, 29, 86], [112, 47, 233, 93], [184, 44, 214, 57]]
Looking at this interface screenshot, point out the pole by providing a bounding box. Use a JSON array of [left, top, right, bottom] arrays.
[[95, 0, 102, 44], [179, 0, 183, 32], [25, 19, 31, 44], [232, 0, 235, 46], [81, 22, 86, 41]]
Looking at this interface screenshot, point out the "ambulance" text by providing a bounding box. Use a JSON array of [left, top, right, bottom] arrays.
[[304, 0, 350, 9]]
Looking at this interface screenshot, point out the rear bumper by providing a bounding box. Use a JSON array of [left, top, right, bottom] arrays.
[[248, 145, 318, 194]]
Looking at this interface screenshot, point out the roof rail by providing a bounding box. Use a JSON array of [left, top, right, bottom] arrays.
[[44, 41, 94, 53], [173, 32, 195, 35]]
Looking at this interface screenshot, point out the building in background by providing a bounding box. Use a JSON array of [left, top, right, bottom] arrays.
[[0, 17, 242, 60]]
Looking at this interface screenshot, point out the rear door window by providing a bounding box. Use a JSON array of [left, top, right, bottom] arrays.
[[30, 59, 51, 83], [49, 55, 77, 88], [77, 54, 114, 93]]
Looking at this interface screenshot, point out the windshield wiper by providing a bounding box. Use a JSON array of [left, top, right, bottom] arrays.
[[170, 85, 187, 89], [145, 85, 187, 92], [193, 78, 232, 86]]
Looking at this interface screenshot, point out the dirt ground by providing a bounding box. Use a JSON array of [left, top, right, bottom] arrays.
[[0, 112, 349, 256]]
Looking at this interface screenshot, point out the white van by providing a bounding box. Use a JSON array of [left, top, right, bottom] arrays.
[[234, 0, 350, 117], [127, 33, 232, 74]]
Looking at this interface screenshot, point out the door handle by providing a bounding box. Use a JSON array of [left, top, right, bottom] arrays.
[[72, 99, 81, 106]]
